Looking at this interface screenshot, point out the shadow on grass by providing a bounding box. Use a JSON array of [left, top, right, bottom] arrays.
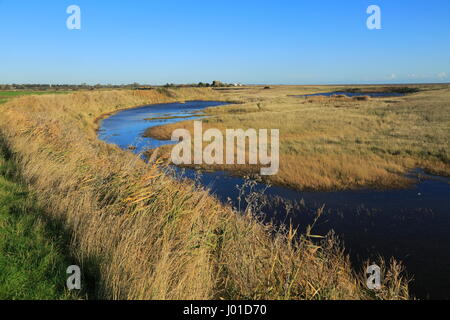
[[0, 139, 100, 300]]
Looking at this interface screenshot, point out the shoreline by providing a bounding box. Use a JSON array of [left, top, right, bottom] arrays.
[[93, 97, 234, 133]]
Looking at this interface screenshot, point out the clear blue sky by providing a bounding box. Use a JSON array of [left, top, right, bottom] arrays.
[[1, 0, 449, 85]]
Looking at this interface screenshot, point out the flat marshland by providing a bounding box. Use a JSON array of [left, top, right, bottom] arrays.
[[145, 85, 450, 191], [2, 85, 446, 299]]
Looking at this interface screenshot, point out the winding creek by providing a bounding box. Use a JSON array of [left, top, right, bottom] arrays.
[[98, 100, 450, 300]]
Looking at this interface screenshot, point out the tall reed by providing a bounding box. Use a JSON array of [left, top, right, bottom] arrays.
[[0, 89, 409, 299]]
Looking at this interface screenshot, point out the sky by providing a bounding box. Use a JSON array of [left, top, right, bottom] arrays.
[[0, 0, 449, 85]]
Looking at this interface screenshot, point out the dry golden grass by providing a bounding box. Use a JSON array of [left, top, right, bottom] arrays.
[[0, 88, 409, 300], [145, 85, 450, 190]]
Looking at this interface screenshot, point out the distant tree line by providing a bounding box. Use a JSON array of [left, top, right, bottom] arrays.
[[0, 81, 239, 91], [0, 83, 142, 91], [163, 81, 237, 88]]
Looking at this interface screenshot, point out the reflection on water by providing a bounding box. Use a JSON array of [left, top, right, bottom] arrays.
[[98, 101, 229, 151], [98, 100, 450, 300]]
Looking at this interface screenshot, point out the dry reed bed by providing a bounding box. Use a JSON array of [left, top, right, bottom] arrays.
[[0, 89, 408, 299], [144, 87, 450, 191]]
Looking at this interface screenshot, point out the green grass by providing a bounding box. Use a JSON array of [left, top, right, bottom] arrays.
[[0, 91, 70, 105], [0, 149, 80, 300], [0, 90, 70, 97]]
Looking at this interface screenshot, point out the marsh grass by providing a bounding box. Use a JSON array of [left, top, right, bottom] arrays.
[[0, 88, 410, 300], [145, 85, 450, 191]]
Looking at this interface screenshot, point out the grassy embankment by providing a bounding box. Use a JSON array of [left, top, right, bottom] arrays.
[[0, 145, 81, 299], [145, 84, 450, 191], [0, 88, 409, 300]]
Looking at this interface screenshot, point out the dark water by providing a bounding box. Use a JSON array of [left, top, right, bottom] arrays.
[[98, 101, 450, 300], [290, 91, 406, 98]]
